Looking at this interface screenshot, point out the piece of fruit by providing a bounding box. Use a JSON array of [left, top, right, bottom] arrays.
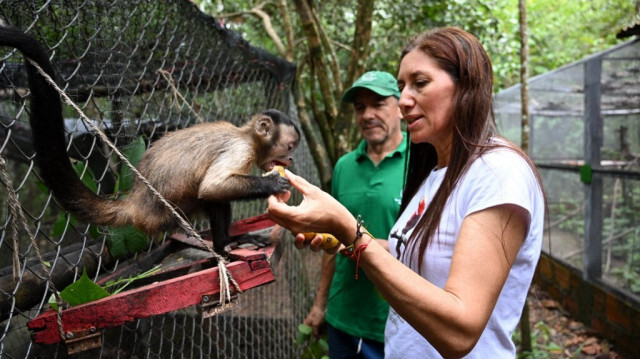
[[302, 232, 340, 249], [264, 165, 286, 177]]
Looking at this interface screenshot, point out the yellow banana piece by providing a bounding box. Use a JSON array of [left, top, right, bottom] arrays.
[[264, 165, 286, 177], [302, 232, 340, 249]]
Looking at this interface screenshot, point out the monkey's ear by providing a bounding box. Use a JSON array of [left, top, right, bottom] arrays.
[[255, 115, 275, 137]]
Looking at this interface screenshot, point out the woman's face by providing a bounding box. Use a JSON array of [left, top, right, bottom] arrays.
[[397, 49, 456, 147]]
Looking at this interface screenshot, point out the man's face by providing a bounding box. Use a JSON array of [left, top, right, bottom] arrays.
[[352, 89, 403, 146]]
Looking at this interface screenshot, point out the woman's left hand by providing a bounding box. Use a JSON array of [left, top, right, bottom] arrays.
[[267, 170, 355, 243]]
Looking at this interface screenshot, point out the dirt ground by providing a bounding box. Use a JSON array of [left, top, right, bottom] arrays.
[[523, 284, 625, 358]]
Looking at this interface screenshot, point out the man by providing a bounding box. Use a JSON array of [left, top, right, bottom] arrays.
[[303, 71, 406, 359]]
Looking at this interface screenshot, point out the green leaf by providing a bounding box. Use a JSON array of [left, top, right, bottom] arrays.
[[298, 323, 313, 335], [35, 180, 49, 194], [296, 323, 312, 345], [51, 210, 101, 240], [546, 342, 562, 352], [296, 331, 308, 345], [48, 293, 58, 310], [119, 136, 146, 191], [57, 269, 110, 308], [72, 161, 98, 193], [318, 338, 329, 351], [51, 213, 76, 237], [88, 224, 101, 239], [107, 225, 149, 259]]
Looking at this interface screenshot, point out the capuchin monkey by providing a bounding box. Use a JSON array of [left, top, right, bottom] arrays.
[[0, 24, 300, 252]]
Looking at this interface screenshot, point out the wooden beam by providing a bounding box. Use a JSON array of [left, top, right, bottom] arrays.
[[27, 259, 275, 345]]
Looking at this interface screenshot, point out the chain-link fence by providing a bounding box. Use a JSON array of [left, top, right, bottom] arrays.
[[0, 1, 322, 358]]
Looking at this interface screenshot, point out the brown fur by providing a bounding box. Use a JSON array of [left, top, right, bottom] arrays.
[[95, 114, 299, 235]]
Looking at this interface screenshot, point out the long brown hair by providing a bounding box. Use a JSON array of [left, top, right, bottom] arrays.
[[398, 27, 543, 269]]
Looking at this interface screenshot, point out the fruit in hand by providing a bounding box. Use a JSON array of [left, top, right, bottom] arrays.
[[264, 165, 286, 177], [302, 232, 340, 249]]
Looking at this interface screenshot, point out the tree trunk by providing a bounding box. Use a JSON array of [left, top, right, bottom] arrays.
[[518, 0, 532, 354], [519, 0, 530, 154], [336, 0, 375, 158], [0, 242, 107, 322]]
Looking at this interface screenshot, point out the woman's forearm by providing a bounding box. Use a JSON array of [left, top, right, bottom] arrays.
[[356, 238, 482, 357]]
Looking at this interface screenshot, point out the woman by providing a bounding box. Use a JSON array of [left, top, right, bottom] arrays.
[[268, 27, 545, 358]]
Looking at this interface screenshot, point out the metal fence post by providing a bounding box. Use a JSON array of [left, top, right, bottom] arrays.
[[583, 56, 603, 280]]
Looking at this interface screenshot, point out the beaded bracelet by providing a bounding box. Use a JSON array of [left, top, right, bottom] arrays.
[[340, 215, 373, 279]]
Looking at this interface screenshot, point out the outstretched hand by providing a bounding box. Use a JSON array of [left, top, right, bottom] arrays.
[[267, 170, 354, 246]]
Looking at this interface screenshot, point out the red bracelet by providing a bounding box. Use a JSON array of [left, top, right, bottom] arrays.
[[340, 216, 373, 279], [344, 237, 371, 279]]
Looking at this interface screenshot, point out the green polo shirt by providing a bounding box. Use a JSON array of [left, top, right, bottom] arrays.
[[325, 132, 407, 343]]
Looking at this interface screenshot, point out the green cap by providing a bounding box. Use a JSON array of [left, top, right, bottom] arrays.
[[342, 71, 401, 103]]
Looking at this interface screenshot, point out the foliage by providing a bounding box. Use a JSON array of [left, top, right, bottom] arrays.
[[526, 0, 636, 77], [370, 0, 637, 91], [107, 225, 150, 259], [106, 136, 150, 258], [513, 321, 564, 358], [368, 0, 519, 90], [545, 173, 640, 295], [295, 323, 329, 359], [102, 265, 162, 295], [49, 268, 110, 310], [49, 265, 162, 309], [117, 136, 147, 192], [603, 183, 640, 294]]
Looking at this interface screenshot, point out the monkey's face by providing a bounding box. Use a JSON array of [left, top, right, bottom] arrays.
[[259, 123, 299, 172]]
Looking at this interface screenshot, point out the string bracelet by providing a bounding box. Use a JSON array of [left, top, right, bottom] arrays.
[[340, 215, 373, 279]]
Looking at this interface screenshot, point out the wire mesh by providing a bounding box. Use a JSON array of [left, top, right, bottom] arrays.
[[494, 39, 640, 301], [0, 1, 322, 358], [495, 39, 640, 165]]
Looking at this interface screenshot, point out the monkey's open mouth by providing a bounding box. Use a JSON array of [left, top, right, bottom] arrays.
[[264, 160, 290, 172]]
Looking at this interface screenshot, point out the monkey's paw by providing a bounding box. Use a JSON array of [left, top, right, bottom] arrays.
[[265, 172, 291, 193]]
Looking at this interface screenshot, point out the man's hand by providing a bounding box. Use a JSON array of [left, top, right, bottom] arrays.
[[303, 304, 326, 338]]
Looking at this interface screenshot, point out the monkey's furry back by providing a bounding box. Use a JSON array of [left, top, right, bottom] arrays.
[[0, 24, 252, 234], [125, 121, 257, 232]]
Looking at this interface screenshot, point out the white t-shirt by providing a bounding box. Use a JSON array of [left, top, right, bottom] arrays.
[[385, 145, 545, 358]]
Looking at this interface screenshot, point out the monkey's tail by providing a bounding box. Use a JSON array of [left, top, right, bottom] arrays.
[[0, 24, 132, 227]]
